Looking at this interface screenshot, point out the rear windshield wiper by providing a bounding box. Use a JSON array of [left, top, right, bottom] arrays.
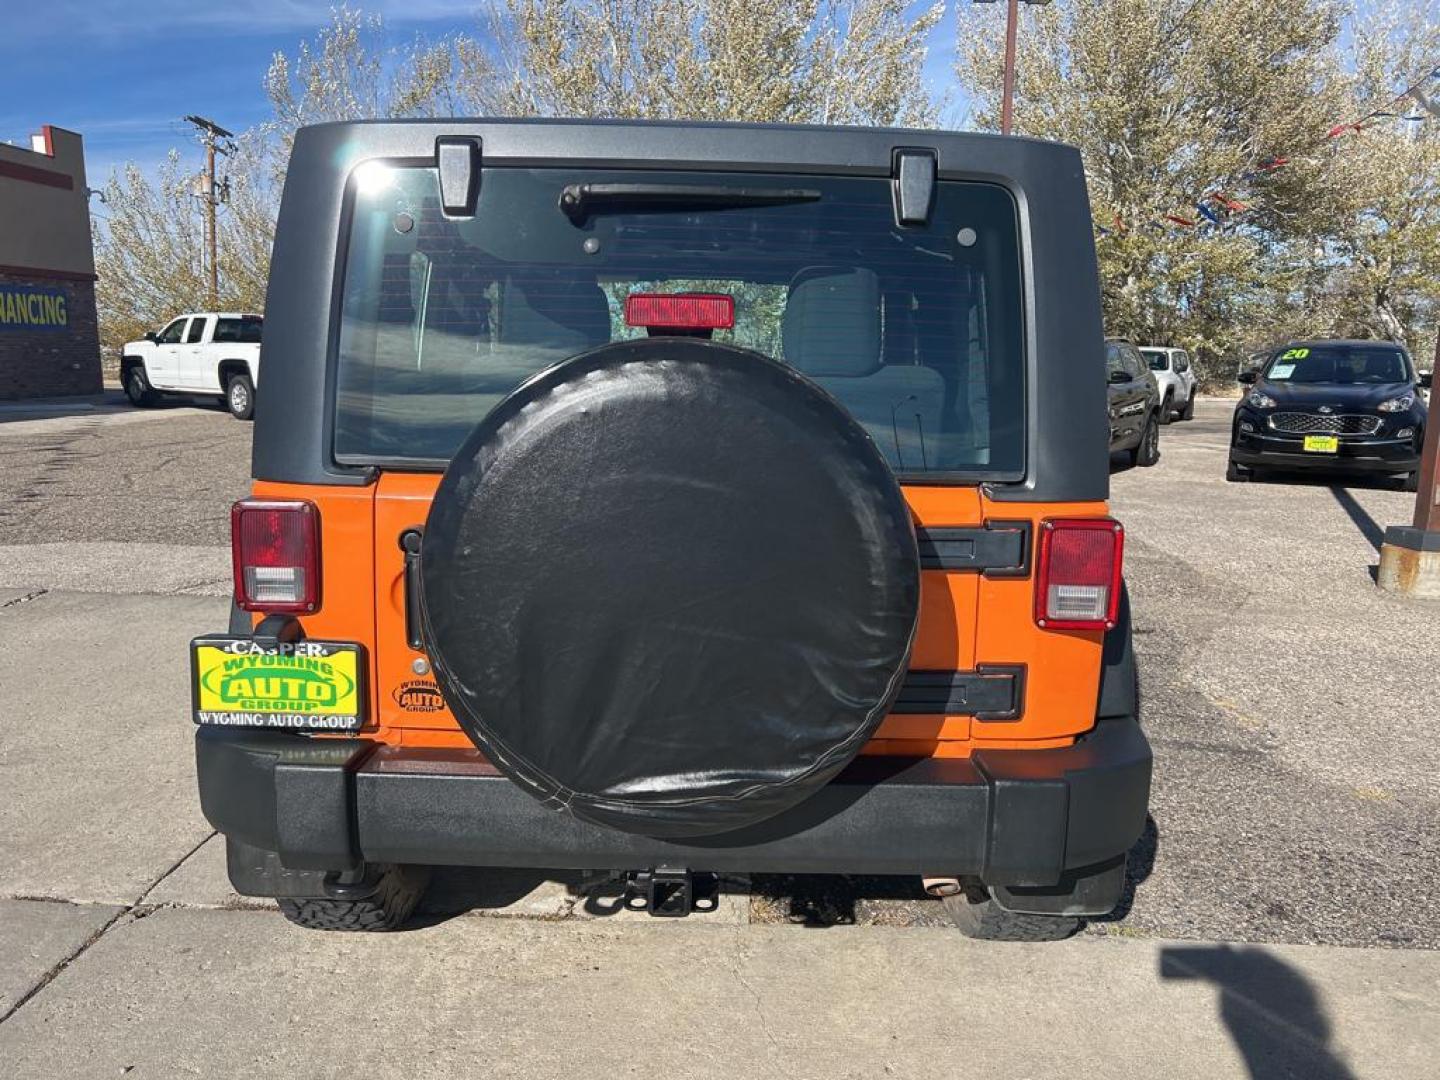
[[559, 183, 821, 223]]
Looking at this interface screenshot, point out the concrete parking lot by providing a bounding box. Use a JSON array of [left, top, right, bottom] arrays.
[[1, 396, 1437, 1078]]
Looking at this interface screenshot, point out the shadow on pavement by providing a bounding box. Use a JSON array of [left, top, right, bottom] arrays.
[[1326, 485, 1384, 552], [0, 390, 226, 424], [1160, 944, 1358, 1080]]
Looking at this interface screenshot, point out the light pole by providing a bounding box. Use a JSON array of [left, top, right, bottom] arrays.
[[975, 0, 1052, 136]]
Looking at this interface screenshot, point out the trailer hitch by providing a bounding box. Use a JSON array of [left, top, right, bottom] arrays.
[[623, 868, 719, 917]]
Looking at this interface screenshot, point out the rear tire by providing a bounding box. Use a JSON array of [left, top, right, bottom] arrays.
[[1131, 414, 1161, 468], [942, 882, 1080, 941], [123, 362, 158, 407], [1158, 393, 1173, 424], [1180, 393, 1196, 421], [276, 865, 429, 931], [226, 372, 255, 421]]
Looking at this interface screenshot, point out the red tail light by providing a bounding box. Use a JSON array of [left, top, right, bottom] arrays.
[[1034, 518, 1123, 630], [231, 499, 321, 614], [625, 292, 735, 331]]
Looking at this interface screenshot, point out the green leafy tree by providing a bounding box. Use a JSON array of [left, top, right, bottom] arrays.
[[93, 1, 945, 356], [471, 0, 941, 125], [92, 134, 274, 363], [954, 0, 1358, 382]]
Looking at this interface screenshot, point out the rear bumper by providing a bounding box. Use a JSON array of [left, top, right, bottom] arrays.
[[196, 717, 1151, 888]]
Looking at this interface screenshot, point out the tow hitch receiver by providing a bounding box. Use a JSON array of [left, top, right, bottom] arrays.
[[623, 868, 719, 917]]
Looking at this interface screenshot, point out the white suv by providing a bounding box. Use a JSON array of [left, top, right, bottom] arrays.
[[121, 312, 263, 420], [1139, 346, 1197, 423]]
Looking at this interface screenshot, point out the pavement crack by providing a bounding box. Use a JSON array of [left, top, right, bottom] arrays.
[[730, 929, 786, 1075], [0, 832, 217, 1027], [0, 906, 129, 1027], [1, 588, 47, 608], [135, 831, 217, 906]]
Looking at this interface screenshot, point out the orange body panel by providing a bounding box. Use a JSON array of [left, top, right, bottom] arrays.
[[251, 476, 1111, 758], [249, 480, 379, 726]]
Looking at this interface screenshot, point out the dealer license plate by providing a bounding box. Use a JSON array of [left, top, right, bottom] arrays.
[[1303, 434, 1339, 454], [191, 637, 364, 732]]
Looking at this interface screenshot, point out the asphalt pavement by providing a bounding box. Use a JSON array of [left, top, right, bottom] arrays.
[[1, 396, 1437, 1078]]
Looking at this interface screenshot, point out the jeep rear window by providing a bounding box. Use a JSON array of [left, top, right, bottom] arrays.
[[333, 166, 1024, 479]]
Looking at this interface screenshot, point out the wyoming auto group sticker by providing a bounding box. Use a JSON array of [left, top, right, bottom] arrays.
[[191, 637, 364, 731], [393, 678, 446, 712]]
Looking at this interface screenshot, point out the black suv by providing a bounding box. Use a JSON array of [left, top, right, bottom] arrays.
[[1106, 339, 1160, 468], [1228, 339, 1430, 487]]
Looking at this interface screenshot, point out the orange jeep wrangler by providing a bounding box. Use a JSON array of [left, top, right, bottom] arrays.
[[192, 119, 1151, 940]]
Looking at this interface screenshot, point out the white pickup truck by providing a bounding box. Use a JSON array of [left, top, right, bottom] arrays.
[[1138, 345, 1198, 424], [121, 312, 263, 420]]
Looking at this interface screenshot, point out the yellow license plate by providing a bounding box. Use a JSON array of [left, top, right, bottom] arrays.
[[1303, 434, 1338, 453], [191, 637, 364, 732]]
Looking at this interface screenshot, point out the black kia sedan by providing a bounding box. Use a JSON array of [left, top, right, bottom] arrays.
[[1227, 339, 1430, 487]]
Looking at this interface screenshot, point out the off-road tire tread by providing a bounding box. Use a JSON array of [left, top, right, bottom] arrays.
[[942, 885, 1080, 941], [1158, 393, 1173, 424], [1180, 394, 1196, 421], [276, 865, 429, 931]]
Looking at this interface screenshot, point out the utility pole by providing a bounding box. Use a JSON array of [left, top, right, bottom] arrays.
[[183, 115, 234, 308], [1378, 334, 1440, 598], [1001, 0, 1019, 135], [975, 0, 1052, 136]]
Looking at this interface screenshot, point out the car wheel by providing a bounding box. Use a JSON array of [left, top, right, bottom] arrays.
[[1180, 393, 1196, 421], [123, 362, 158, 407], [1132, 414, 1161, 467], [1158, 393, 1173, 424], [226, 372, 255, 421], [1402, 471, 1419, 493], [942, 882, 1079, 941], [276, 864, 429, 931]]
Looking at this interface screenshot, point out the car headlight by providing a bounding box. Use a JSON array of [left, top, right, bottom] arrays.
[[1246, 390, 1277, 409], [1378, 393, 1415, 412]]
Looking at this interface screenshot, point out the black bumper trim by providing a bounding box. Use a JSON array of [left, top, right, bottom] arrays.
[[914, 522, 1029, 573], [195, 718, 1150, 886], [1230, 445, 1418, 474]]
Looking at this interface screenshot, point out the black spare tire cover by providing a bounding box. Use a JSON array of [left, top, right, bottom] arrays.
[[420, 339, 919, 838]]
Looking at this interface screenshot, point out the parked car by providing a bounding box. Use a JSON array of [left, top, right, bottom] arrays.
[[191, 119, 1150, 942], [121, 312, 263, 419], [1106, 339, 1161, 467], [1139, 345, 1196, 423], [1228, 339, 1430, 488]]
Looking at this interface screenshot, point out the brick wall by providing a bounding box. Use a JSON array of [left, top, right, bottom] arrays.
[[0, 270, 103, 400]]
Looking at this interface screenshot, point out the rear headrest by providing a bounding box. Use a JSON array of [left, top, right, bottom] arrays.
[[782, 267, 882, 377], [499, 271, 611, 352]]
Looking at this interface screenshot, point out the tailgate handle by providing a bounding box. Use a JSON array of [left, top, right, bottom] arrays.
[[400, 529, 424, 650]]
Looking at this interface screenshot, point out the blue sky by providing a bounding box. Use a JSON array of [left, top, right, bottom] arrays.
[[0, 1, 963, 186]]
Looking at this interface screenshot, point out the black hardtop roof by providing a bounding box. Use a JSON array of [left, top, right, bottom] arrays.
[[254, 116, 1108, 502], [300, 114, 1068, 148], [285, 116, 1083, 182]]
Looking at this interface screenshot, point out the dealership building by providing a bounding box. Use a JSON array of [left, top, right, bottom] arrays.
[[0, 125, 102, 399]]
